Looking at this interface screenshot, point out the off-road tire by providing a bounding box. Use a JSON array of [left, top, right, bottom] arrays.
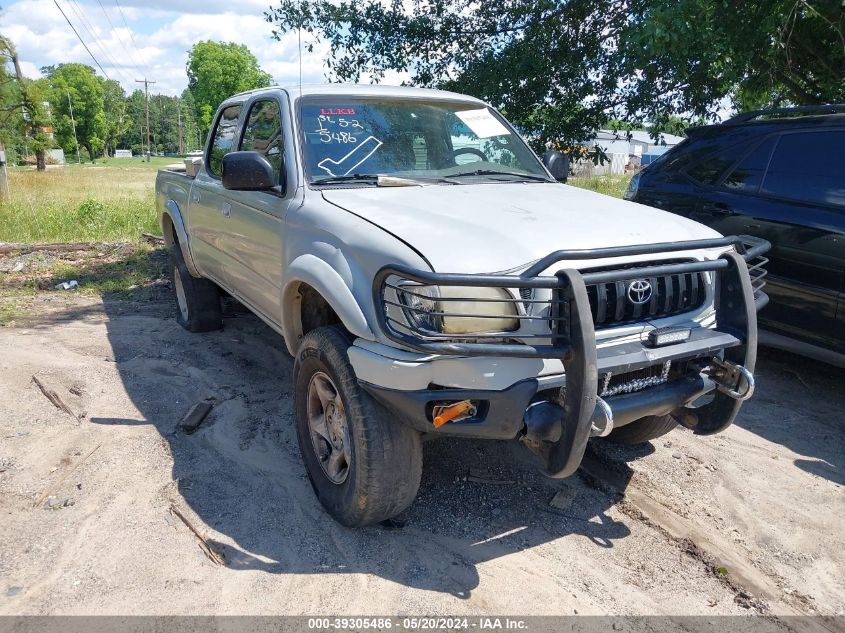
[[168, 245, 222, 332], [606, 414, 677, 445], [294, 326, 423, 527]]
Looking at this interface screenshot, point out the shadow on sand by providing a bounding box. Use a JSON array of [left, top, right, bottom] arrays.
[[18, 271, 631, 598]]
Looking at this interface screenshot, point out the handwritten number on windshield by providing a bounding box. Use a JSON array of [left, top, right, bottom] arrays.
[[316, 115, 364, 143]]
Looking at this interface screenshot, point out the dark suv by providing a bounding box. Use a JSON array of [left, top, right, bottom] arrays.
[[625, 105, 845, 365]]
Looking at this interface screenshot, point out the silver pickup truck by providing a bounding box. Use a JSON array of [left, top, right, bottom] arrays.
[[156, 84, 769, 526]]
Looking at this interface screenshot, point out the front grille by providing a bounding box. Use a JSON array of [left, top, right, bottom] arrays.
[[586, 269, 707, 328]]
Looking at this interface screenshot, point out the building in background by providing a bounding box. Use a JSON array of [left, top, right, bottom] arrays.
[[576, 129, 685, 175]]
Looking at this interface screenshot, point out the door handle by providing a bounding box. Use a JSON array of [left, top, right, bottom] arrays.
[[191, 192, 200, 203], [222, 202, 231, 218], [701, 202, 732, 215]]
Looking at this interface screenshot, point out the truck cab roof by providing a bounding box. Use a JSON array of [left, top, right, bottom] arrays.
[[224, 83, 487, 107]]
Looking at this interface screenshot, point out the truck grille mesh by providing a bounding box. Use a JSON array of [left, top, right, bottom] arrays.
[[585, 263, 707, 328]]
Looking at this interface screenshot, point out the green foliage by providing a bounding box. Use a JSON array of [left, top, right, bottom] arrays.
[[0, 33, 55, 168], [568, 174, 632, 199], [43, 63, 108, 162], [265, 0, 844, 149], [186, 41, 273, 138], [102, 79, 131, 156]]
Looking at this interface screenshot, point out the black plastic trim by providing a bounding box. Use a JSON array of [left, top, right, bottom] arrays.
[[359, 379, 539, 440]]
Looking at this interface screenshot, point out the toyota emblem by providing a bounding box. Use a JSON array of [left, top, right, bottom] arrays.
[[627, 279, 653, 305]]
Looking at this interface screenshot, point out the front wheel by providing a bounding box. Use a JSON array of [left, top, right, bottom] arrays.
[[294, 327, 423, 526], [606, 414, 678, 445]]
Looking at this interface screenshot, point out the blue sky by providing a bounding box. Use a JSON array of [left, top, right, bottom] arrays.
[[1, 0, 392, 95]]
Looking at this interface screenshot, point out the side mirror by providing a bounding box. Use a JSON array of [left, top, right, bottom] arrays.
[[543, 150, 570, 183], [222, 151, 277, 191]]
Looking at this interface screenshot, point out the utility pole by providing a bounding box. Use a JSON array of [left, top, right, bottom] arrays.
[[135, 78, 156, 162], [177, 97, 184, 156], [67, 91, 81, 165]]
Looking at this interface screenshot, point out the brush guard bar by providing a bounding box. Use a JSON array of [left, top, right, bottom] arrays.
[[373, 235, 770, 478]]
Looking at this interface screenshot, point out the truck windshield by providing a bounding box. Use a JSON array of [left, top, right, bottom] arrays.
[[298, 98, 550, 184]]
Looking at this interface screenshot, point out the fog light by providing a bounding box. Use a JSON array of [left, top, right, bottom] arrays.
[[647, 326, 691, 347]]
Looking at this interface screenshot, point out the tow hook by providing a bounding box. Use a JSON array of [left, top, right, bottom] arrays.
[[432, 400, 477, 428], [704, 358, 755, 401]]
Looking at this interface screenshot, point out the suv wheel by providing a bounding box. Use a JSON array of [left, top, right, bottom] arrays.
[[294, 326, 422, 526], [606, 414, 677, 445], [168, 245, 223, 332]]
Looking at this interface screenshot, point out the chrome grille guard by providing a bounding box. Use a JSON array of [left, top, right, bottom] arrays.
[[373, 235, 769, 478], [373, 235, 770, 359]]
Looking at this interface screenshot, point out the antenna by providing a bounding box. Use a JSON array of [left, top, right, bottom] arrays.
[[297, 2, 303, 96]]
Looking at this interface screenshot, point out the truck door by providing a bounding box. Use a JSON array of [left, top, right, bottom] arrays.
[[220, 97, 289, 322], [188, 104, 244, 287]]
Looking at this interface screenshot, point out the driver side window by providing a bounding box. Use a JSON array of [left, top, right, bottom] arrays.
[[240, 99, 284, 188]]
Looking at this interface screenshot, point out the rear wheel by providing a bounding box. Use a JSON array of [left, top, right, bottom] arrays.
[[169, 245, 222, 332], [606, 414, 677, 445], [294, 326, 423, 526]]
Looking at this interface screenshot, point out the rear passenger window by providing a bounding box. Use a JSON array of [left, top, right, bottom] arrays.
[[722, 136, 777, 192], [207, 105, 241, 178], [241, 100, 284, 187], [686, 148, 736, 185], [762, 131, 845, 207]]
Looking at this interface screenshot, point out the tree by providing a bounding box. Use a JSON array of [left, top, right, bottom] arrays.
[[620, 0, 844, 114], [186, 41, 273, 139], [265, 0, 844, 150], [0, 34, 52, 170], [44, 64, 107, 162], [649, 115, 688, 138], [102, 79, 130, 157]]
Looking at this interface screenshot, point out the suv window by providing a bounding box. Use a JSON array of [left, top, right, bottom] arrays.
[[762, 131, 845, 207], [722, 136, 777, 192], [240, 100, 284, 187], [686, 147, 736, 185], [207, 105, 241, 178]]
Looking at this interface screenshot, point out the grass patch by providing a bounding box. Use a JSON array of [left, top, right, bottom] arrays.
[[0, 163, 166, 243], [48, 246, 169, 298], [0, 243, 170, 301], [0, 299, 24, 326], [568, 173, 633, 199]]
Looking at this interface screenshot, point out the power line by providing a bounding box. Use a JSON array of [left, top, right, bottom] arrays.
[[95, 0, 147, 74], [113, 0, 151, 78], [52, 0, 111, 80], [65, 0, 135, 86]]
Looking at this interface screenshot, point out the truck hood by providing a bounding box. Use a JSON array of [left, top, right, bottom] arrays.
[[321, 182, 723, 274]]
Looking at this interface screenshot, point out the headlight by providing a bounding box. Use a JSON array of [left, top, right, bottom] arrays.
[[396, 284, 519, 335]]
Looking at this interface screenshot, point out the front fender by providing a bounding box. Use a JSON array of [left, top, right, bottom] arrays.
[[282, 254, 374, 354], [160, 199, 200, 277]]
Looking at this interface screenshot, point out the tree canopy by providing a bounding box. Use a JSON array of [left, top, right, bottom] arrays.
[[266, 0, 844, 149], [186, 41, 274, 137], [43, 63, 108, 161], [0, 33, 52, 169]]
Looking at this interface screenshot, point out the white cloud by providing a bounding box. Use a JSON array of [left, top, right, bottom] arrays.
[[0, 0, 398, 96]]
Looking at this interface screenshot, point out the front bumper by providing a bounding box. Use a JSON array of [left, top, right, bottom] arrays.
[[359, 326, 737, 439], [367, 236, 770, 478]]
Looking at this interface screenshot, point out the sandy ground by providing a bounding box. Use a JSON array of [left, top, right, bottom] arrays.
[[0, 293, 842, 620]]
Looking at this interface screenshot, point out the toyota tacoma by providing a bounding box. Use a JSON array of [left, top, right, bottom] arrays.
[[156, 85, 769, 526]]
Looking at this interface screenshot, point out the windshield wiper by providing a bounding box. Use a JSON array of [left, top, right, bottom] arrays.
[[313, 174, 380, 185], [445, 169, 552, 182], [314, 174, 426, 187]]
